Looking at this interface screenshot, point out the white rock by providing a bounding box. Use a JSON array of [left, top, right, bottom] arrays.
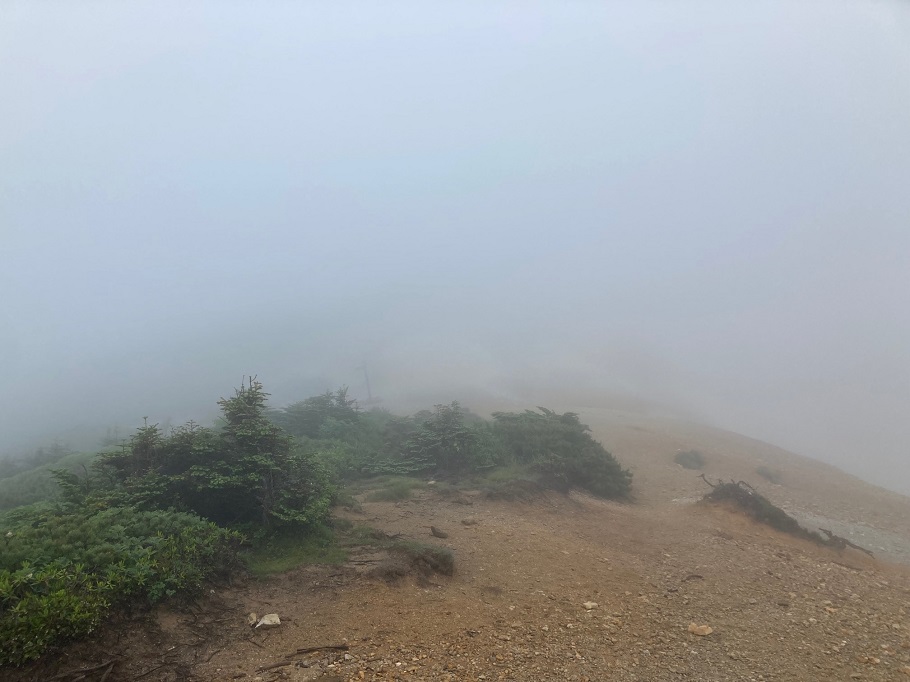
[[583, 601, 599, 610], [255, 613, 281, 628]]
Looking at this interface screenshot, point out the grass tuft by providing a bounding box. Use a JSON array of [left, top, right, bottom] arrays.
[[243, 526, 346, 577], [364, 477, 422, 502]]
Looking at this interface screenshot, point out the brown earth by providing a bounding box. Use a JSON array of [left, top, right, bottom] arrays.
[[6, 410, 910, 682]]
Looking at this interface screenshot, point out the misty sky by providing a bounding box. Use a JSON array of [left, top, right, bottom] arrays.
[[2, 2, 909, 492]]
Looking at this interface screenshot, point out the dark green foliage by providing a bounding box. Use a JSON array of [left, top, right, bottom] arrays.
[[703, 481, 822, 543], [271, 387, 359, 439], [492, 408, 631, 499], [755, 465, 783, 485], [674, 450, 705, 470], [0, 505, 240, 666], [404, 402, 484, 475], [284, 400, 504, 480], [271, 393, 632, 498], [92, 380, 333, 528]]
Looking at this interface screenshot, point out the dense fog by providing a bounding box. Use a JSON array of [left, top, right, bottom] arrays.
[[2, 1, 909, 492]]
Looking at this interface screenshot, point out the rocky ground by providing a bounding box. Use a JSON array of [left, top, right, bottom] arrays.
[[6, 411, 910, 682]]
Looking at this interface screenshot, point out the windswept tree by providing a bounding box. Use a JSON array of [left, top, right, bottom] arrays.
[[493, 408, 631, 499]]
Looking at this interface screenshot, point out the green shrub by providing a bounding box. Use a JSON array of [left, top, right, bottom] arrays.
[[492, 408, 631, 499], [0, 561, 110, 666], [404, 403, 485, 475], [270, 387, 360, 440], [0, 505, 240, 666], [90, 380, 334, 529], [674, 450, 705, 470]]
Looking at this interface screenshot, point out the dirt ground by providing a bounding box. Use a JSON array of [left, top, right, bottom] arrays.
[[6, 411, 910, 682]]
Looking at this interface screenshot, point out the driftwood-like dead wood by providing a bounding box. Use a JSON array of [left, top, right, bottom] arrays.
[[286, 643, 350, 657], [255, 644, 351, 674], [698, 473, 717, 488], [820, 528, 874, 557]]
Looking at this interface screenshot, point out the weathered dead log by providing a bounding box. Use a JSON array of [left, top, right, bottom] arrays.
[[820, 528, 874, 557]]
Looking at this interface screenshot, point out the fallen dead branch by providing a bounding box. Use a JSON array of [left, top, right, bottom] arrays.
[[254, 644, 351, 674], [820, 528, 874, 557], [286, 643, 350, 657]]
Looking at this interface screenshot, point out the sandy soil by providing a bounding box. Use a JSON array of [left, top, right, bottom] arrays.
[[6, 412, 910, 682]]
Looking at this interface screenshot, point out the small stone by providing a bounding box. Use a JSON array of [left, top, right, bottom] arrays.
[[899, 665, 910, 675], [430, 526, 449, 539], [247, 612, 258, 627], [255, 613, 281, 629], [688, 623, 713, 636], [583, 602, 599, 610]]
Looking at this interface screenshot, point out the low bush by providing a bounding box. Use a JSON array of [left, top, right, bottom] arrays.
[[493, 408, 631, 499], [0, 505, 240, 666], [86, 380, 334, 529], [674, 450, 705, 470]]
